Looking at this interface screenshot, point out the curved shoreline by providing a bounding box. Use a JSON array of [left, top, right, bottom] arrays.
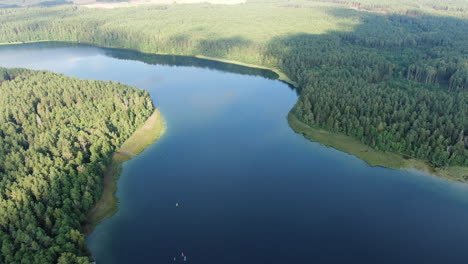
[[288, 113, 468, 182], [2, 40, 465, 182], [83, 109, 166, 234], [0, 40, 298, 88]]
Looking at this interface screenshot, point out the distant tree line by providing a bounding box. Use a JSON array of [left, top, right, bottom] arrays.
[[0, 4, 466, 165], [0, 6, 465, 161], [266, 14, 468, 167], [0, 68, 153, 263], [0, 2, 466, 263]]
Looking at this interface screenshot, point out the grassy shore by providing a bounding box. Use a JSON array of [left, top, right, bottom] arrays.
[[194, 55, 297, 87], [83, 109, 165, 233], [3, 41, 465, 182], [288, 113, 468, 182]]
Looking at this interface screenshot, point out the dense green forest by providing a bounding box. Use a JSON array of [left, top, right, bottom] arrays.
[[267, 15, 468, 167], [0, 0, 466, 263], [0, 68, 153, 263], [0, 0, 465, 168]]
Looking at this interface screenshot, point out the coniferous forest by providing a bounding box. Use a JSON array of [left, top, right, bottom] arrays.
[[0, 0, 467, 263], [0, 1, 466, 168], [0, 68, 153, 263]]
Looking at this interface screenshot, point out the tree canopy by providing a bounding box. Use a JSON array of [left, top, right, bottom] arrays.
[[0, 68, 153, 263], [0, 2, 467, 261], [0, 1, 466, 168]]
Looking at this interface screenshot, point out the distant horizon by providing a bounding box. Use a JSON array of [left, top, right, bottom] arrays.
[[0, 1, 466, 263]]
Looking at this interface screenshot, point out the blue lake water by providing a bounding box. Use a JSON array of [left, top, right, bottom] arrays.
[[1, 43, 468, 264]]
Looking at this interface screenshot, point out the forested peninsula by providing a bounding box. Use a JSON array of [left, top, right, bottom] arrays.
[[0, 0, 467, 263], [0, 0, 466, 179], [0, 68, 158, 263]]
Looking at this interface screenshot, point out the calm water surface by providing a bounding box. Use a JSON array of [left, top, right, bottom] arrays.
[[1, 43, 468, 264]]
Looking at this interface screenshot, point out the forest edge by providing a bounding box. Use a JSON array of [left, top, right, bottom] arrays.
[[2, 41, 466, 182], [82, 109, 166, 234]]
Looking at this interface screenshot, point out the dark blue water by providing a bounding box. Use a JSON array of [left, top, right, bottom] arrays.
[[1, 43, 468, 264]]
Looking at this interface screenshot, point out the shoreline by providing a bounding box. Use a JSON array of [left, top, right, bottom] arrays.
[[0, 40, 298, 88], [83, 109, 165, 234], [3, 40, 465, 181], [288, 113, 468, 182], [193, 55, 297, 87]]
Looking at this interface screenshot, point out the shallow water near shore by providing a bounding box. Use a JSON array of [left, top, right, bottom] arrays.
[[1, 43, 468, 264]]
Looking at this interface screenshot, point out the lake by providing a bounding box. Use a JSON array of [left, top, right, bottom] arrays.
[[1, 42, 468, 264]]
